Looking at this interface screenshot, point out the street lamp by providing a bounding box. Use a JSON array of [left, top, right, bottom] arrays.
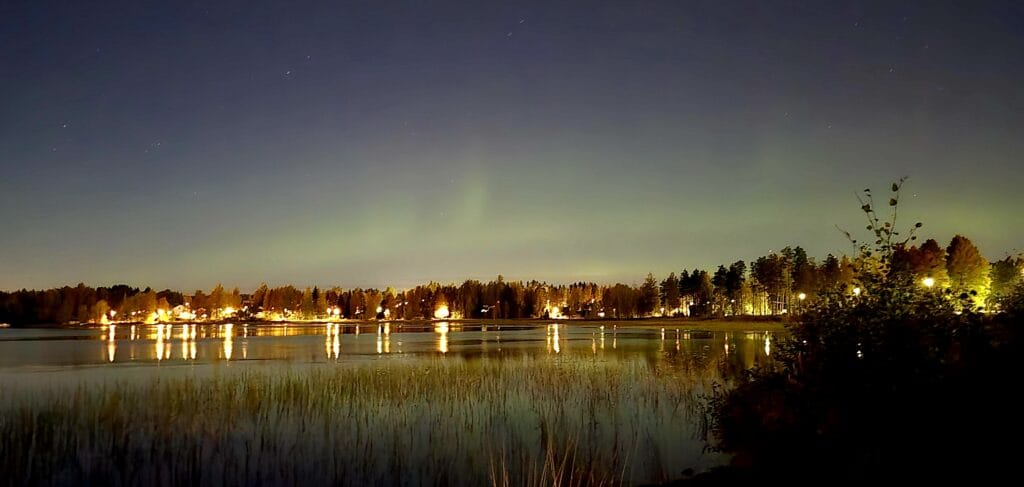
[[922, 277, 935, 288], [798, 293, 807, 301], [852, 287, 862, 297]]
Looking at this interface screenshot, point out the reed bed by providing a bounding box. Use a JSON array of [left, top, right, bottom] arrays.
[[0, 356, 721, 486]]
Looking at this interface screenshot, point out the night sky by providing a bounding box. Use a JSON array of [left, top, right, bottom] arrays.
[[2, 0, 1022, 291]]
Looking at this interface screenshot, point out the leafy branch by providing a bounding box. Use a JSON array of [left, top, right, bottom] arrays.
[[837, 177, 922, 264]]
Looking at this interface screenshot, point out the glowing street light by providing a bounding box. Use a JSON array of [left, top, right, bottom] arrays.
[[852, 287, 862, 297], [798, 292, 807, 301], [922, 277, 935, 288]]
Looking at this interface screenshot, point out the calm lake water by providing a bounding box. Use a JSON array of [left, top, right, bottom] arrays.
[[0, 322, 775, 369], [0, 321, 776, 484]]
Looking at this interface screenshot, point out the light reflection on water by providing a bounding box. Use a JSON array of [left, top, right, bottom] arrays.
[[0, 322, 778, 373], [436, 321, 449, 354], [223, 324, 233, 360]]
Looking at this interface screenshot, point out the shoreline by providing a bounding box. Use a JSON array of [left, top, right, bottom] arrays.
[[18, 316, 790, 333]]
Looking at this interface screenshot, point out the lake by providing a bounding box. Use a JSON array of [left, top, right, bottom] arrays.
[[0, 321, 777, 485]]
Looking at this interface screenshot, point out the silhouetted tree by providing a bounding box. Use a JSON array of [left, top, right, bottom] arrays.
[[946, 235, 991, 307], [635, 273, 658, 316], [660, 272, 680, 315]]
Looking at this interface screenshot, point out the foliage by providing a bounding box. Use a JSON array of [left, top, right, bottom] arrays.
[[638, 273, 661, 316], [989, 256, 1024, 309], [660, 272, 681, 315], [945, 234, 992, 307], [709, 179, 1024, 482]]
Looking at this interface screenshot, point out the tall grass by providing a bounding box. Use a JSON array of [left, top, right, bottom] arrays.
[[0, 357, 721, 486]]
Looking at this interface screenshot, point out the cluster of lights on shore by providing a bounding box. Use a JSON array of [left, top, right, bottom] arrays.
[[100, 305, 239, 325], [93, 272, 961, 364]]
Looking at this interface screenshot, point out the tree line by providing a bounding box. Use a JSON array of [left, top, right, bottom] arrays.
[[1, 235, 1018, 326]]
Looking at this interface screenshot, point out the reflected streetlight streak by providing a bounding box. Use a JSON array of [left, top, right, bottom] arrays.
[[332, 332, 340, 359], [223, 324, 233, 360], [325, 322, 340, 360], [155, 324, 168, 361], [436, 322, 449, 354], [553, 324, 560, 354], [107, 326, 116, 363]]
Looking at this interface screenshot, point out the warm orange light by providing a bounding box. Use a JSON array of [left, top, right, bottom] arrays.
[[433, 305, 450, 319], [435, 322, 449, 353], [223, 323, 233, 360], [922, 277, 935, 288]]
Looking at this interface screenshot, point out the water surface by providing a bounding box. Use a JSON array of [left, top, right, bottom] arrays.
[[0, 321, 776, 484]]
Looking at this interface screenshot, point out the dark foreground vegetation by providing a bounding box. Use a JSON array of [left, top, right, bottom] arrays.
[[706, 181, 1024, 483]]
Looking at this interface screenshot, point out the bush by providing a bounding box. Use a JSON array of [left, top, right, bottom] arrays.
[[708, 181, 1024, 482]]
